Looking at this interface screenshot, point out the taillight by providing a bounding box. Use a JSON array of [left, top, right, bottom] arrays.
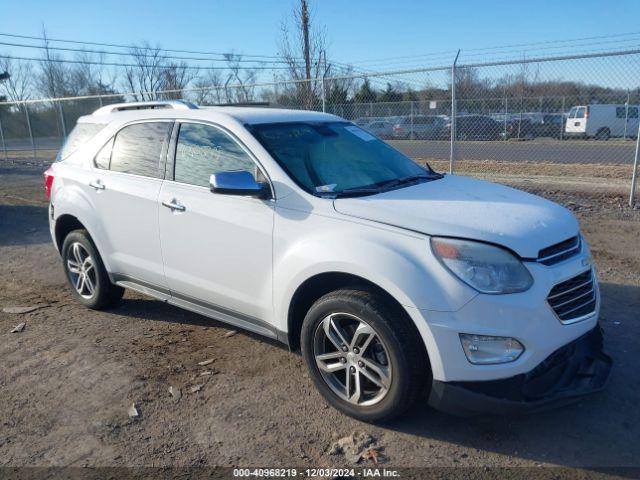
[[44, 167, 54, 200]]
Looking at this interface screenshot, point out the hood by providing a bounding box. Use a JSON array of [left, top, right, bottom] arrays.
[[333, 175, 578, 259]]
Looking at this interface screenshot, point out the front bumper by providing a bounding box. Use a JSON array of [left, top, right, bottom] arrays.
[[428, 326, 612, 416]]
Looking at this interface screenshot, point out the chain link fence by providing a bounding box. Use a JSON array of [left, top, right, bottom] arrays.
[[1, 48, 639, 205]]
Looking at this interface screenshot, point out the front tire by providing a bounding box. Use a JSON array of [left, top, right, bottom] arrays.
[[301, 288, 429, 422], [61, 230, 124, 310]]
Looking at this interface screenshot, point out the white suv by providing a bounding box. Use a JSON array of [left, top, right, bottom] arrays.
[[46, 100, 611, 421]]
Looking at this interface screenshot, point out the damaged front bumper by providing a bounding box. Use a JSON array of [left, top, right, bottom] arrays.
[[428, 326, 612, 416]]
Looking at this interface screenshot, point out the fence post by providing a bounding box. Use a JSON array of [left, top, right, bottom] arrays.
[[0, 116, 8, 163], [24, 105, 36, 163], [630, 121, 640, 207], [624, 91, 630, 140], [321, 76, 326, 113], [560, 96, 565, 140], [58, 101, 67, 139], [98, 95, 104, 107], [503, 95, 508, 141], [449, 50, 460, 174], [410, 101, 414, 140]]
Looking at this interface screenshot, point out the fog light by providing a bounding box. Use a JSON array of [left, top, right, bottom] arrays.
[[459, 334, 524, 364]]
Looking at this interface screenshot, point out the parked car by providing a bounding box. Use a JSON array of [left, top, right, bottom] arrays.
[[362, 120, 394, 139], [565, 104, 639, 140], [535, 114, 565, 138], [46, 100, 611, 421], [501, 118, 536, 140], [392, 115, 448, 140], [453, 115, 502, 141]]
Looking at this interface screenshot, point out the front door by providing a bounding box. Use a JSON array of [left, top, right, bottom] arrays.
[[158, 121, 274, 327]]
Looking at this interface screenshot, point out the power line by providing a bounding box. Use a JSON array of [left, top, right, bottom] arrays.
[[0, 54, 292, 71], [0, 39, 306, 66], [0, 31, 300, 61], [340, 30, 640, 68]]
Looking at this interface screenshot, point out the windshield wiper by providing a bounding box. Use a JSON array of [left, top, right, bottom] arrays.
[[333, 187, 382, 198], [374, 173, 442, 191], [331, 172, 444, 198]]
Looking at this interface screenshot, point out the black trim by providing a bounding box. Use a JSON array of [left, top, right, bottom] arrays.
[[428, 327, 612, 416], [110, 273, 288, 346], [110, 273, 171, 296], [165, 120, 179, 181]]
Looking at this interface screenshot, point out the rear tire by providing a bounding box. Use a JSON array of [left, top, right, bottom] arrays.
[[61, 230, 124, 310], [301, 287, 429, 422], [594, 128, 610, 141]]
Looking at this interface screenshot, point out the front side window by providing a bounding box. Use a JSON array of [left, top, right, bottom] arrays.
[[575, 107, 586, 119], [251, 121, 435, 196], [110, 122, 171, 178], [174, 122, 256, 187]]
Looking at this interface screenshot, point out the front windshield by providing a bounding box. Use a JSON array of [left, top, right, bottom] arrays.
[[250, 121, 437, 196]]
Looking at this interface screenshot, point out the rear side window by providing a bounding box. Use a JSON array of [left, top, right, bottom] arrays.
[[58, 123, 106, 160], [110, 122, 171, 178], [94, 138, 114, 170]]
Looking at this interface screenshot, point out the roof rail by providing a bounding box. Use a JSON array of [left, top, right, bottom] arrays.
[[92, 100, 198, 115]]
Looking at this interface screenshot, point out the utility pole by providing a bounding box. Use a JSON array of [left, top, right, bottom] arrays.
[[301, 0, 311, 83], [301, 0, 312, 107]]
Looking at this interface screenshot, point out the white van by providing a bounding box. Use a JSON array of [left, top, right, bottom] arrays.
[[565, 104, 639, 140]]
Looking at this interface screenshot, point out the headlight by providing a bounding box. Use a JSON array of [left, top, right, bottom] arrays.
[[431, 237, 533, 294]]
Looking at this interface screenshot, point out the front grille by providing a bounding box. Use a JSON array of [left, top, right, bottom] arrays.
[[538, 236, 581, 265], [547, 269, 596, 323]]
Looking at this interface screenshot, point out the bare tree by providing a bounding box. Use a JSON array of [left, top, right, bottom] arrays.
[[192, 70, 224, 105], [35, 27, 70, 99], [70, 51, 118, 96], [124, 43, 167, 101], [0, 56, 32, 102], [278, 0, 328, 107], [223, 54, 257, 103], [160, 61, 197, 100]]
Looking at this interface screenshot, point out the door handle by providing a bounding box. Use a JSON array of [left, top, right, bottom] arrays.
[[162, 199, 186, 212], [89, 180, 105, 190]]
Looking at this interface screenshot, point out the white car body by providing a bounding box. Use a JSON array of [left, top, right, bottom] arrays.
[[48, 101, 610, 416], [565, 103, 639, 139]]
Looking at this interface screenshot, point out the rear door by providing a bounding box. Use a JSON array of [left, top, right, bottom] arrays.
[[89, 120, 172, 289], [158, 121, 275, 325]]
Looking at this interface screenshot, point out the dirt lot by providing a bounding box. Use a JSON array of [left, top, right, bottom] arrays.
[[1, 163, 639, 475]]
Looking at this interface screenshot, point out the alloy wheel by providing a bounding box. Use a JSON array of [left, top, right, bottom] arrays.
[[313, 313, 392, 406], [66, 242, 97, 299]]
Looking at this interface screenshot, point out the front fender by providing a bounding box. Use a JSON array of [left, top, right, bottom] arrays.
[[272, 213, 477, 333]]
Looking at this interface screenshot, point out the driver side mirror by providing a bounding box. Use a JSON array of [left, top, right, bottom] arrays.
[[209, 171, 271, 199]]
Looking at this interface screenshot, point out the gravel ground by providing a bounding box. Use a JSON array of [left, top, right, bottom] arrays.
[[1, 165, 639, 475]]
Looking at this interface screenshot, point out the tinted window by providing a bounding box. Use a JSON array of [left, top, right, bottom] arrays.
[[174, 123, 256, 187], [110, 122, 170, 178], [629, 107, 638, 119], [58, 123, 106, 160], [94, 138, 113, 170]]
